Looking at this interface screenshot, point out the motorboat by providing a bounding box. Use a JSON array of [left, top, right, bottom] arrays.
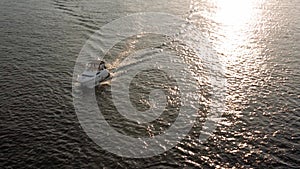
[[77, 60, 110, 88]]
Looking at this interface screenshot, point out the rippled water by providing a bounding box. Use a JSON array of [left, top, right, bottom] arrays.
[[1, 0, 299, 168]]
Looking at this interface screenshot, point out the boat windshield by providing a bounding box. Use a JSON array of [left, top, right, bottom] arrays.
[[82, 74, 94, 77]]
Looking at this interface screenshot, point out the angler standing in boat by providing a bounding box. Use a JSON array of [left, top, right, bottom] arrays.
[[98, 61, 107, 71]]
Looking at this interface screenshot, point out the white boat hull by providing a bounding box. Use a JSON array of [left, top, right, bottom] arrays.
[[78, 69, 110, 88]]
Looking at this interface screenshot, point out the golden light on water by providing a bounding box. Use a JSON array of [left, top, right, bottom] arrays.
[[210, 0, 267, 117], [214, 0, 257, 26], [211, 0, 264, 63]]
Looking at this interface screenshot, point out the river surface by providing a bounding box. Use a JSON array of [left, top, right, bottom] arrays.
[[0, 0, 299, 168]]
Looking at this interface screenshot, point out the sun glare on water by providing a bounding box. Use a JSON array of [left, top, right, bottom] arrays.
[[211, 0, 264, 63], [214, 0, 257, 26]]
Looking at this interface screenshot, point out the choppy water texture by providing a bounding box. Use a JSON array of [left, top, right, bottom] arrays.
[[1, 0, 299, 168]]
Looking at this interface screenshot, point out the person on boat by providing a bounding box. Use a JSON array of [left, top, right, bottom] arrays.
[[98, 61, 106, 71]]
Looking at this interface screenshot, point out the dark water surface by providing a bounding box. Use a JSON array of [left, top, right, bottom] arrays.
[[1, 0, 299, 168]]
